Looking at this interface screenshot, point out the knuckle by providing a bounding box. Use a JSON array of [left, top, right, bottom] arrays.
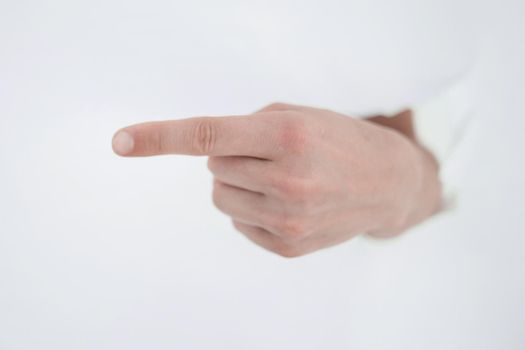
[[206, 156, 220, 173], [192, 118, 217, 154], [232, 219, 246, 233], [274, 176, 314, 201], [273, 243, 304, 258], [276, 117, 311, 154], [258, 102, 293, 113], [211, 181, 225, 209], [273, 214, 309, 238]]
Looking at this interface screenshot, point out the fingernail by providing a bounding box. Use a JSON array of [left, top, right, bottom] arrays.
[[112, 130, 134, 155]]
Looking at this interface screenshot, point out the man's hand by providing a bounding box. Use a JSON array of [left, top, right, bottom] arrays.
[[112, 103, 442, 257]]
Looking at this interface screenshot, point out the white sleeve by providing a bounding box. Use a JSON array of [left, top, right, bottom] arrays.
[[412, 75, 474, 169], [411, 69, 476, 211]]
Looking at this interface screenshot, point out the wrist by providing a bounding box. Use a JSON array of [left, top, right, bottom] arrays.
[[405, 142, 443, 226], [367, 135, 443, 238]]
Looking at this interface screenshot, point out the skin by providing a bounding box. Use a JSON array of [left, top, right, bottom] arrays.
[[112, 102, 443, 258]]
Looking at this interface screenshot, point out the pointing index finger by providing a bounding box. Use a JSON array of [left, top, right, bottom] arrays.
[[112, 115, 281, 159]]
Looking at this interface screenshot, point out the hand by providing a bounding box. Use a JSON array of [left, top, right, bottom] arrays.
[[112, 103, 442, 257]]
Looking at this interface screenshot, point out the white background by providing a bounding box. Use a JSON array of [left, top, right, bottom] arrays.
[[1, 1, 524, 349]]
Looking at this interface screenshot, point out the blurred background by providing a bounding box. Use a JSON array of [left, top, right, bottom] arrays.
[[1, 0, 524, 349]]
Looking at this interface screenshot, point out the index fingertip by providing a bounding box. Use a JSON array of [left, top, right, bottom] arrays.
[[112, 130, 135, 156]]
